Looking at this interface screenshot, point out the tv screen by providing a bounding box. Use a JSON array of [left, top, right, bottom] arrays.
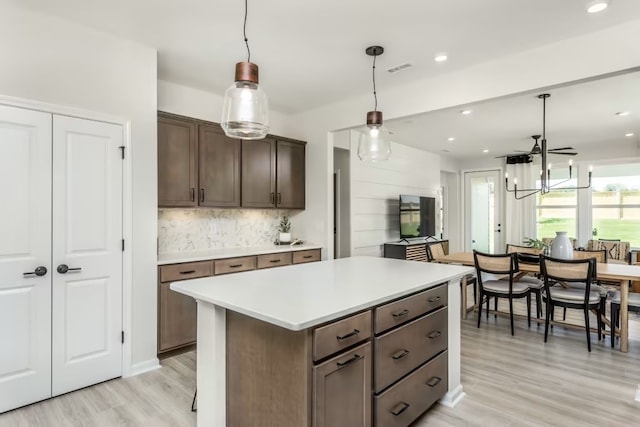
[[399, 195, 436, 239]]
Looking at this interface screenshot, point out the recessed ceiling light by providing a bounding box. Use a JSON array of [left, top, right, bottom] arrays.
[[447, 137, 455, 142], [626, 132, 635, 137], [434, 53, 448, 63], [586, 0, 610, 14], [460, 109, 472, 115], [616, 111, 631, 116], [482, 149, 489, 153]]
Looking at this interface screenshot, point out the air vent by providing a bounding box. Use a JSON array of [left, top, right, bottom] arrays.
[[387, 63, 413, 73]]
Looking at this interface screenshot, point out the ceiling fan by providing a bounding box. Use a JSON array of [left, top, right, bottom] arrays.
[[495, 135, 577, 159]]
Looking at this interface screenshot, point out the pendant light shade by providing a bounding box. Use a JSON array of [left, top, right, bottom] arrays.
[[221, 62, 269, 140], [221, 0, 269, 140], [357, 46, 391, 161], [358, 111, 391, 161]]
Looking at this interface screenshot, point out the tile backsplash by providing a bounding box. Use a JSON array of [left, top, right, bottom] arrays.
[[158, 209, 291, 253]]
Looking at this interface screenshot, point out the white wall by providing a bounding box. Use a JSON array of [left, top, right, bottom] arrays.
[[0, 5, 158, 370], [291, 19, 640, 259], [349, 131, 441, 257]]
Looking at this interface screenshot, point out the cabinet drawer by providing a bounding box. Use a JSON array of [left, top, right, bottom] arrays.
[[374, 284, 447, 334], [374, 307, 447, 393], [374, 351, 448, 427], [313, 342, 372, 427], [257, 252, 292, 269], [214, 256, 256, 275], [159, 261, 213, 283], [292, 249, 321, 264], [313, 311, 372, 361]]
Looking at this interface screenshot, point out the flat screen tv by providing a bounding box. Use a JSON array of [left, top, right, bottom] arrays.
[[399, 195, 436, 239]]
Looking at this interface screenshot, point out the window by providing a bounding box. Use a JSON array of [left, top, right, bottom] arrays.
[[591, 164, 640, 248], [535, 164, 578, 240]]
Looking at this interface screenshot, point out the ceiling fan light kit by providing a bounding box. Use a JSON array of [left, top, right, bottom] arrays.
[[505, 93, 592, 200], [221, 0, 269, 140], [357, 46, 391, 162]]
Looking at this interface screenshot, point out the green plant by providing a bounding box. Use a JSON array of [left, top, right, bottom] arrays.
[[278, 215, 291, 233], [522, 237, 547, 250]]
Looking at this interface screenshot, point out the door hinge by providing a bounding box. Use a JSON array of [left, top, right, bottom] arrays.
[[121, 331, 125, 344], [122, 239, 125, 251], [119, 146, 125, 159]]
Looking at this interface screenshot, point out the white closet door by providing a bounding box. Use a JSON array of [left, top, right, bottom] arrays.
[[0, 105, 52, 413], [51, 116, 123, 396]]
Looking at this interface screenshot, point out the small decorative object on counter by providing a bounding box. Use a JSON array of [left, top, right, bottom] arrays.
[[550, 231, 573, 259], [278, 215, 292, 243]]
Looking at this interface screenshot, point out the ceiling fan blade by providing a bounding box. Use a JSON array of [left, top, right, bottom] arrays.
[[549, 152, 577, 155], [548, 147, 574, 151], [513, 150, 530, 153]]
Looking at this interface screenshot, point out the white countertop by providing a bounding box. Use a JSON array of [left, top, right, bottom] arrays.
[[171, 256, 473, 331], [158, 243, 323, 265]]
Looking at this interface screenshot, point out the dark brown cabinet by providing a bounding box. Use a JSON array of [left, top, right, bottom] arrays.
[[242, 137, 306, 209], [198, 124, 241, 207], [313, 342, 372, 427], [158, 115, 197, 207]]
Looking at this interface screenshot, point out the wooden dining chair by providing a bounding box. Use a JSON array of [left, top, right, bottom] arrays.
[[427, 241, 477, 309], [540, 255, 601, 352], [506, 244, 544, 318], [473, 250, 531, 336]]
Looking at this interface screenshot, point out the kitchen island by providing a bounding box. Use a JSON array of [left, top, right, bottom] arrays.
[[171, 256, 472, 426]]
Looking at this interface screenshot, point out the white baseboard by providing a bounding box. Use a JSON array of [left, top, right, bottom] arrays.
[[128, 358, 161, 377], [439, 384, 466, 408]]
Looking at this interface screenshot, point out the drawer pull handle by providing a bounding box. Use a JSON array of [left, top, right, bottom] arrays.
[[303, 255, 313, 259], [427, 331, 442, 339], [390, 402, 410, 416], [336, 329, 360, 341], [392, 349, 410, 360], [269, 259, 281, 263], [392, 309, 409, 319], [428, 296, 442, 303], [426, 376, 442, 387], [229, 264, 243, 268], [336, 353, 361, 368], [179, 270, 196, 275]]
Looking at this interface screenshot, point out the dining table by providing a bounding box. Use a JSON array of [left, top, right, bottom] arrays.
[[435, 251, 640, 353]]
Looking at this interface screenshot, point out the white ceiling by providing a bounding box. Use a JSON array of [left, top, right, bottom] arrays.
[[6, 0, 640, 159]]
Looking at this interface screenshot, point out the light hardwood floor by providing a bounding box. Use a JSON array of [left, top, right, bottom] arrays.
[[2, 302, 640, 426]]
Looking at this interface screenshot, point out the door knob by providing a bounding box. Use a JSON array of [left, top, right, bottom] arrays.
[[23, 266, 48, 277], [57, 264, 82, 274], [495, 229, 501, 233]]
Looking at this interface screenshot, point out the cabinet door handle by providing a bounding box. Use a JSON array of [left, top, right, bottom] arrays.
[[200, 189, 205, 203], [427, 330, 442, 340], [277, 192, 282, 204], [428, 296, 441, 303], [392, 309, 409, 319], [391, 349, 410, 360], [190, 188, 195, 202], [336, 329, 360, 341], [269, 259, 281, 263], [270, 192, 275, 204], [179, 270, 196, 275], [336, 353, 361, 368], [390, 402, 410, 416], [229, 264, 243, 268], [426, 376, 442, 387], [303, 255, 313, 259]]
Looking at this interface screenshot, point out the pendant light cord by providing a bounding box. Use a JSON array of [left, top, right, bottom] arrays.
[[243, 0, 251, 62], [372, 54, 378, 112]]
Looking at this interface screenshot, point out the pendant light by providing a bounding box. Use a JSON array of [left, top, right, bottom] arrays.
[[357, 46, 391, 161], [221, 0, 269, 140]]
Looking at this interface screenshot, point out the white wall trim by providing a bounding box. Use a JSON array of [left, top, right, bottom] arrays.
[[129, 358, 161, 377], [0, 94, 136, 379]]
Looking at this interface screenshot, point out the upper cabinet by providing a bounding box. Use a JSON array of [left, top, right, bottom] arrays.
[[158, 112, 306, 209], [242, 137, 306, 209], [158, 115, 197, 207]]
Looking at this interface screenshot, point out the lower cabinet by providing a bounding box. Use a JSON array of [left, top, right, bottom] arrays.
[[158, 248, 321, 356], [313, 342, 372, 427]]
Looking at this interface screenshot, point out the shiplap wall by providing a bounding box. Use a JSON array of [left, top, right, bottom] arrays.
[[349, 130, 441, 256]]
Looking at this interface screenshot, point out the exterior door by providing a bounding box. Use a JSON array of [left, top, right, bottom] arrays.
[[0, 106, 52, 413], [51, 116, 123, 396], [465, 170, 503, 253]]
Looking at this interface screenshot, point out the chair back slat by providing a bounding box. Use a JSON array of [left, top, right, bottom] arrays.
[[427, 242, 446, 261], [474, 251, 517, 275], [573, 249, 607, 263], [506, 244, 542, 255]]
